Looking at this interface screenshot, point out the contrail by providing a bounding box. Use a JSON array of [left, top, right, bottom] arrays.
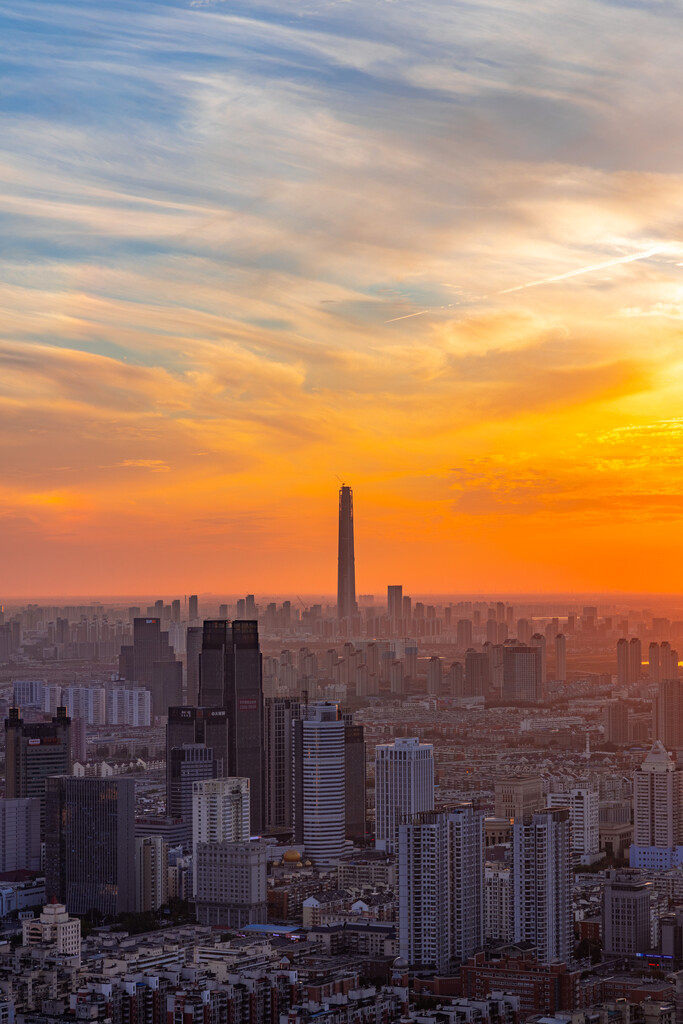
[[499, 244, 674, 294], [384, 309, 430, 323]]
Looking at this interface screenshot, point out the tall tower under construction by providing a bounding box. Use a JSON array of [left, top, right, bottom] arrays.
[[337, 485, 357, 620]]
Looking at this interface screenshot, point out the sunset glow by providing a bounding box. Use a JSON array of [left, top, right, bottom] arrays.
[[3, 0, 683, 594]]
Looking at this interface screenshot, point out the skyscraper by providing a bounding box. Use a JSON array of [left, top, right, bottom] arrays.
[[192, 776, 251, 881], [5, 706, 71, 835], [264, 697, 301, 831], [292, 701, 346, 866], [337, 485, 357, 620], [198, 620, 264, 831], [631, 740, 683, 867], [166, 705, 229, 798], [167, 744, 224, 848], [375, 737, 434, 854], [45, 776, 136, 915], [343, 715, 366, 841], [502, 644, 543, 702], [118, 617, 180, 718], [185, 625, 203, 705], [512, 808, 573, 964]]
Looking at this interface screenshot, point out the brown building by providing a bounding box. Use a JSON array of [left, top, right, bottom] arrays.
[[459, 948, 579, 1015]]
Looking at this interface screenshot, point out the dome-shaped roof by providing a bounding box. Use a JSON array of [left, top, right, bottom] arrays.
[[304, 860, 312, 867], [283, 848, 302, 863], [393, 956, 409, 970]]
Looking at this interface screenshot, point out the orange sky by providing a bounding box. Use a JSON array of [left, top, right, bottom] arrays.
[[3, 0, 683, 595]]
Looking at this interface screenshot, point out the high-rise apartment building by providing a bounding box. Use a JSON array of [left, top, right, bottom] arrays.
[[631, 741, 683, 868], [337, 485, 357, 621], [45, 776, 136, 915], [485, 861, 513, 943], [457, 619, 473, 649], [292, 702, 346, 867], [650, 642, 661, 684], [653, 680, 683, 750], [199, 620, 264, 831], [548, 788, 599, 858], [630, 637, 643, 684], [605, 701, 629, 744], [192, 776, 251, 880], [387, 586, 403, 624], [398, 804, 484, 972], [189, 595, 198, 621], [617, 638, 630, 687], [375, 737, 434, 854], [512, 808, 573, 964], [5, 706, 71, 834], [554, 634, 567, 683]]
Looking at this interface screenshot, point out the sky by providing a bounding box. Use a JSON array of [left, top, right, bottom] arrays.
[[3, 0, 683, 596]]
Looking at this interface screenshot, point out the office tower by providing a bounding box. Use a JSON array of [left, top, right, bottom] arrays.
[[264, 698, 301, 831], [631, 741, 683, 867], [650, 642, 661, 683], [390, 660, 405, 694], [168, 745, 223, 847], [375, 737, 434, 854], [512, 808, 572, 964], [195, 840, 267, 927], [398, 804, 484, 972], [135, 836, 168, 912], [0, 798, 41, 872], [617, 638, 630, 686], [186, 626, 203, 705], [337, 485, 357, 621], [166, 706, 229, 798], [292, 701, 345, 867], [192, 777, 250, 865], [528, 633, 546, 686], [71, 718, 87, 764], [605, 701, 629, 744], [555, 634, 567, 683], [485, 861, 513, 942], [602, 870, 653, 956], [548, 788, 599, 858], [465, 650, 489, 698], [494, 776, 544, 820], [402, 594, 412, 620], [118, 617, 180, 717], [630, 637, 643, 684], [189, 594, 198, 621], [199, 619, 264, 832], [387, 586, 403, 625], [502, 645, 543, 702], [427, 656, 443, 695], [171, 599, 181, 623], [653, 680, 683, 750], [457, 619, 473, 648], [343, 716, 366, 841], [45, 776, 136, 915], [5, 706, 71, 834], [22, 901, 81, 958]]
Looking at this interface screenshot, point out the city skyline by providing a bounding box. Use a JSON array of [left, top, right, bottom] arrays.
[[4, 2, 683, 593]]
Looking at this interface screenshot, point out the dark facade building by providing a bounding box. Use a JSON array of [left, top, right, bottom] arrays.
[[118, 617, 179, 718], [45, 776, 136, 915], [264, 697, 301, 831], [199, 619, 264, 832], [185, 626, 203, 705], [337, 485, 357, 621], [4, 706, 71, 834], [167, 744, 223, 848], [502, 644, 543, 703], [344, 719, 366, 841], [166, 706, 229, 782]]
